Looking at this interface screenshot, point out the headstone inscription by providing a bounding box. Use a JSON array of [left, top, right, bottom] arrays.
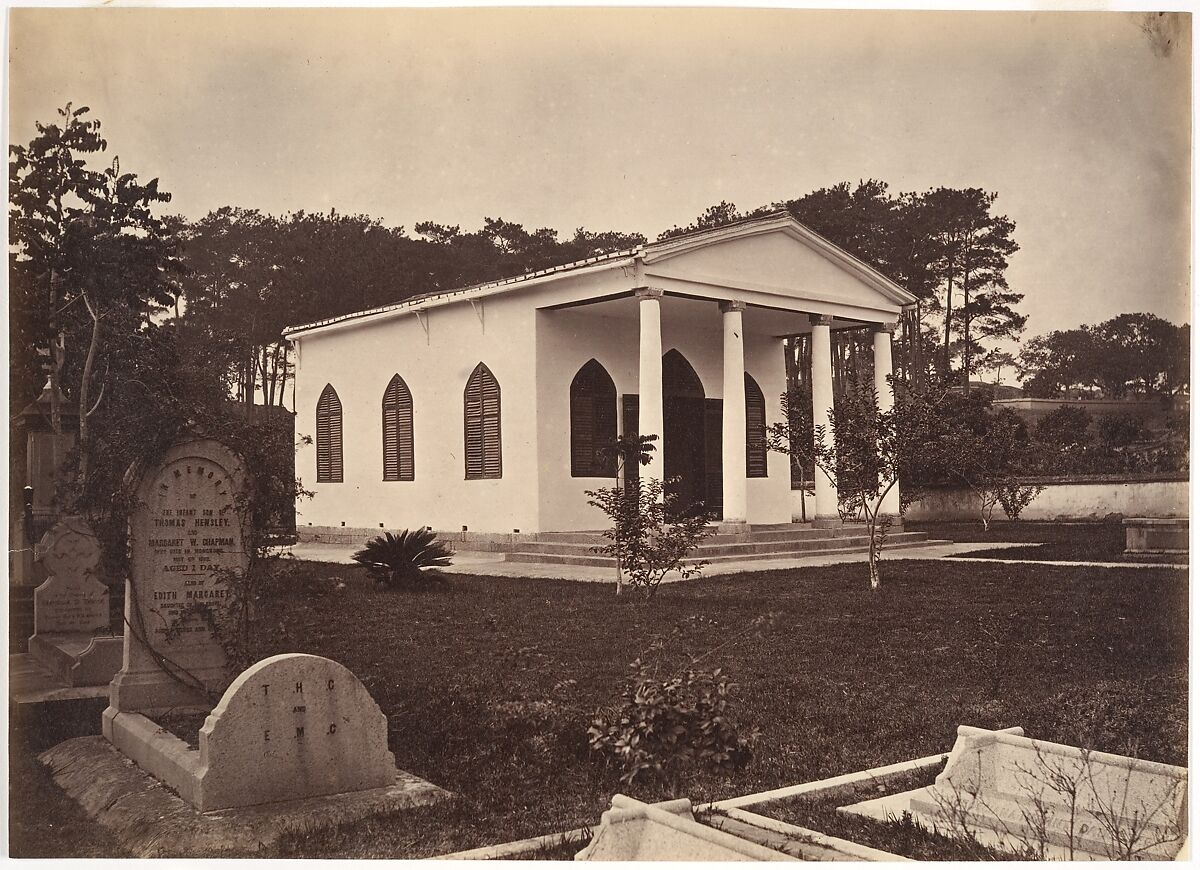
[[191, 654, 399, 811], [27, 516, 123, 686], [33, 516, 108, 634], [106, 438, 249, 716]]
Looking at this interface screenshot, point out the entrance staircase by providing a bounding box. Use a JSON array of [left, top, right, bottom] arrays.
[[502, 522, 947, 568]]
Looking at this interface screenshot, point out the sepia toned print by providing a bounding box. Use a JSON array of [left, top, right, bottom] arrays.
[[7, 6, 1189, 860]]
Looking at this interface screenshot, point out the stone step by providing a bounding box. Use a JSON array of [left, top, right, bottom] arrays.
[[530, 524, 875, 547], [517, 531, 929, 558], [503, 537, 949, 568], [693, 537, 945, 564]]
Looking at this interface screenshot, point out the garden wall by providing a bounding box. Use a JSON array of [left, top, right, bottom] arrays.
[[903, 475, 1188, 522]]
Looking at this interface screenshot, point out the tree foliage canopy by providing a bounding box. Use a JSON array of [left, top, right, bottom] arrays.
[[1019, 313, 1188, 399]]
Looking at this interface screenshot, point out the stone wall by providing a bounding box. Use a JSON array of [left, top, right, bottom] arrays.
[[903, 475, 1188, 522]]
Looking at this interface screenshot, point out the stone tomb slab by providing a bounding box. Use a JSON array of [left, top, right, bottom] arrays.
[[108, 438, 250, 715], [841, 725, 1187, 860], [40, 736, 450, 857], [27, 516, 122, 688], [576, 794, 797, 861], [104, 653, 435, 813], [1124, 516, 1188, 555]]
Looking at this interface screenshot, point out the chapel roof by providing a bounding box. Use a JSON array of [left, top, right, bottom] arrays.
[[283, 209, 909, 337]]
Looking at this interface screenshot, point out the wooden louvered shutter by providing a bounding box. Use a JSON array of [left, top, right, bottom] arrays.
[[704, 398, 723, 512], [316, 385, 343, 483], [595, 387, 617, 476], [383, 375, 414, 481], [571, 388, 596, 476], [745, 373, 768, 478], [465, 364, 501, 479], [621, 395, 639, 490], [571, 360, 617, 477]]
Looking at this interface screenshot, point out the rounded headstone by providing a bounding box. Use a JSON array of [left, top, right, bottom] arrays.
[[109, 437, 251, 715], [195, 654, 397, 811]]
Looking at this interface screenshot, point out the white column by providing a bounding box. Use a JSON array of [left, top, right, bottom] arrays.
[[874, 322, 901, 518], [720, 300, 748, 528], [636, 287, 665, 483], [809, 314, 839, 526]]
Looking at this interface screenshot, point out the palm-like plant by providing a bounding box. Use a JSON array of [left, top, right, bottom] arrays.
[[352, 528, 453, 586]]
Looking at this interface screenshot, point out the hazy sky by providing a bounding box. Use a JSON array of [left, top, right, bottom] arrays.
[[8, 7, 1192, 345]]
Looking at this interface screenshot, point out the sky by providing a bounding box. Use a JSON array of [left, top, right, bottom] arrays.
[[7, 7, 1193, 349]]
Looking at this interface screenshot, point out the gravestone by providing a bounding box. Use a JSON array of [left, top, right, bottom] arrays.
[[103, 653, 441, 814], [105, 438, 249, 717], [33, 516, 108, 633], [841, 725, 1188, 860], [194, 654, 399, 810], [27, 516, 123, 686]]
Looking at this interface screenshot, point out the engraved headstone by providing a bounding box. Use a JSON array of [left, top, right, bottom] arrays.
[[27, 516, 123, 686], [106, 438, 249, 715], [32, 516, 107, 635], [193, 654, 398, 811]]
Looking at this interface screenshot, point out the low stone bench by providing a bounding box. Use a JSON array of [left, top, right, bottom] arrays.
[[1124, 517, 1188, 555]]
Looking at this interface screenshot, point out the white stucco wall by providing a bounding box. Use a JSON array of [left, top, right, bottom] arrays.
[[293, 291, 542, 533], [905, 479, 1189, 522]]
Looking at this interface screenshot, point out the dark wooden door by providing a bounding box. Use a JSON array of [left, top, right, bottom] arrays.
[[664, 396, 706, 512]]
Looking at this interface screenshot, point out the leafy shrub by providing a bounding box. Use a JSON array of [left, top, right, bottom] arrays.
[[588, 659, 759, 793], [1096, 413, 1144, 449], [997, 481, 1043, 520], [1035, 405, 1093, 447], [586, 474, 711, 599], [352, 528, 453, 586]]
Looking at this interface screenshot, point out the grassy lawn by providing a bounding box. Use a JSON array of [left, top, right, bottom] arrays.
[[10, 556, 1187, 858], [908, 519, 1189, 563], [9, 742, 131, 858]]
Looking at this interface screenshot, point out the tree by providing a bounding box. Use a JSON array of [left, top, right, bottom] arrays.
[[805, 379, 956, 589], [1035, 406, 1093, 448], [1092, 313, 1189, 397], [585, 436, 711, 599], [978, 348, 1018, 384], [943, 404, 1038, 528], [10, 104, 181, 491], [595, 433, 656, 595], [917, 188, 1023, 385], [9, 103, 109, 454], [1018, 329, 1100, 397], [658, 200, 760, 240], [1018, 314, 1188, 400]]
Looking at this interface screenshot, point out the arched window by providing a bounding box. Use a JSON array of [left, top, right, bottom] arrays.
[[315, 384, 343, 483], [745, 373, 768, 478], [382, 375, 414, 481], [464, 363, 502, 479], [570, 359, 617, 477]]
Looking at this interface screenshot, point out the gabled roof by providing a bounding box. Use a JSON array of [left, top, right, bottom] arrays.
[[283, 209, 914, 338]]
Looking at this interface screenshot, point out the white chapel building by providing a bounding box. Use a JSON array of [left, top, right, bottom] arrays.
[[284, 211, 915, 534]]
